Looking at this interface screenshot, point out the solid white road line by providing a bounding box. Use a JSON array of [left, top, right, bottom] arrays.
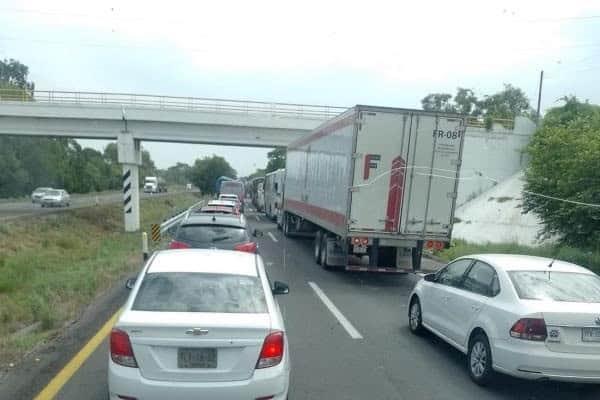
[[308, 282, 364, 339], [267, 232, 279, 242]]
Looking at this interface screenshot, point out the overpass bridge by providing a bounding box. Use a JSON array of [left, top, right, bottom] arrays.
[[0, 90, 346, 231]]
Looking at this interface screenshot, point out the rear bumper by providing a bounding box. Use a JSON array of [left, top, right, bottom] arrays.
[[108, 359, 289, 400], [494, 339, 600, 383]]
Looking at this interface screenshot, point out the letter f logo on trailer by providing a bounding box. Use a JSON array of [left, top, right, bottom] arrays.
[[363, 154, 381, 180]]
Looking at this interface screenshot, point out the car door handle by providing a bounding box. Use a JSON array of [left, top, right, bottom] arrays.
[[471, 305, 481, 311]]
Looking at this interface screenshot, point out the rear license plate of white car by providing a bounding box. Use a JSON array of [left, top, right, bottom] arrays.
[[582, 328, 600, 342], [178, 348, 217, 368]]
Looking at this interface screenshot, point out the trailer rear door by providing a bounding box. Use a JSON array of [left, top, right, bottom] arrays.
[[401, 115, 465, 236], [349, 110, 412, 232]]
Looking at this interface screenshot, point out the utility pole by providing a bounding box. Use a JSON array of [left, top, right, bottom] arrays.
[[536, 70, 544, 125]]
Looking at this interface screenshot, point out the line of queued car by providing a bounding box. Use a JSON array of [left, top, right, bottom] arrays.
[[31, 187, 71, 207], [108, 194, 289, 400]]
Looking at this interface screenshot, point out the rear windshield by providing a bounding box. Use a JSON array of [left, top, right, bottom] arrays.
[[133, 272, 267, 313], [509, 271, 600, 303], [176, 224, 248, 246], [46, 190, 60, 196]]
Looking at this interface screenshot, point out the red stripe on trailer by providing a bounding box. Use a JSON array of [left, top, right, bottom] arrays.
[[288, 115, 355, 149], [285, 199, 346, 227], [385, 156, 406, 232]]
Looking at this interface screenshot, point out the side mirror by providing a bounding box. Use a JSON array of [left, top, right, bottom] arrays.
[[423, 273, 436, 283], [272, 281, 289, 295], [253, 229, 264, 238], [125, 278, 136, 290]]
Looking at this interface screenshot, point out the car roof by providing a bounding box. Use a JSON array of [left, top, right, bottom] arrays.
[[183, 213, 246, 227], [219, 193, 238, 197], [463, 254, 592, 274], [208, 200, 236, 206], [148, 249, 258, 276]]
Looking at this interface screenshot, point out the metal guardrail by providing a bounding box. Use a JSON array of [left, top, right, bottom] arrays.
[[160, 199, 205, 234], [0, 89, 347, 120]]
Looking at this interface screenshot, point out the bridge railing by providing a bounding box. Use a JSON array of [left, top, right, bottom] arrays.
[[0, 89, 347, 120]]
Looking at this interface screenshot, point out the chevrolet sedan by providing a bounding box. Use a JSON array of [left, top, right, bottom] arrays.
[[408, 254, 600, 385], [108, 249, 290, 400]]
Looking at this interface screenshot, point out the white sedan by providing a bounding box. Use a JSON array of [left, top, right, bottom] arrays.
[[108, 249, 290, 400], [408, 254, 600, 385]]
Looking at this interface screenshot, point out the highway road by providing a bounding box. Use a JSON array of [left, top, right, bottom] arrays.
[[5, 209, 600, 400], [0, 190, 183, 221]]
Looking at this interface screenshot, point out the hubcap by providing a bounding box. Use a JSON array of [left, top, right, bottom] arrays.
[[410, 303, 420, 330], [470, 341, 487, 378]]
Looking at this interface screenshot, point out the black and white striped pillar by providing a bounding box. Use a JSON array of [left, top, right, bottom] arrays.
[[123, 168, 132, 214], [121, 164, 140, 232]]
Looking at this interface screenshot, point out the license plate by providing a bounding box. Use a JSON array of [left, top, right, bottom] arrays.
[[178, 348, 217, 368], [353, 244, 367, 254], [582, 328, 600, 342]]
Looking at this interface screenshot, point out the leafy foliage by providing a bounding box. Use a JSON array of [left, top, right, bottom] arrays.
[[158, 162, 193, 185], [189, 155, 237, 194], [523, 97, 600, 246], [265, 147, 286, 173]]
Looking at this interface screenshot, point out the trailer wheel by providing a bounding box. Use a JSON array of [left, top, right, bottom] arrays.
[[283, 213, 291, 237], [314, 231, 322, 264], [320, 234, 330, 269]]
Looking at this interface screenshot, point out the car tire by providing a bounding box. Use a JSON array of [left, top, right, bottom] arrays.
[[319, 234, 330, 269], [314, 230, 322, 264], [467, 333, 494, 386], [408, 297, 425, 335]]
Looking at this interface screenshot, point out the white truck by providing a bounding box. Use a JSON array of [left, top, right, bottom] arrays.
[[143, 176, 167, 193], [282, 105, 466, 272], [264, 168, 285, 221]]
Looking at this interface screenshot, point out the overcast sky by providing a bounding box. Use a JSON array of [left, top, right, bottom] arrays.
[[2, 0, 600, 175]]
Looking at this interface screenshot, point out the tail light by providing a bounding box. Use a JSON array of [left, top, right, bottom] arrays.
[[256, 331, 284, 369], [169, 240, 190, 249], [110, 329, 138, 367], [234, 242, 257, 253], [510, 318, 547, 341], [351, 237, 369, 245]]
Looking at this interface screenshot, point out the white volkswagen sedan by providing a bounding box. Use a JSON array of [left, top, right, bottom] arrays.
[[108, 249, 290, 400], [408, 254, 600, 385]]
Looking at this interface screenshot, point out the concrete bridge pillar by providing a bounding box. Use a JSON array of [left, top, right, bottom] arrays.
[[118, 131, 141, 232]]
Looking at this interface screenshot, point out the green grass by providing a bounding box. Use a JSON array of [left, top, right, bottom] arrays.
[[436, 239, 600, 272], [0, 193, 200, 363]]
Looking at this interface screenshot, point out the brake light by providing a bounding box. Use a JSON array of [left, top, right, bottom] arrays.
[[110, 329, 138, 367], [169, 240, 190, 249], [234, 242, 257, 253], [256, 331, 284, 369], [351, 237, 369, 245], [510, 318, 547, 341]]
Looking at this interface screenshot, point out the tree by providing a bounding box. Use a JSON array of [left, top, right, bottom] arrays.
[[421, 93, 456, 113], [454, 88, 480, 115], [189, 155, 237, 194], [478, 84, 533, 120], [0, 58, 35, 99], [265, 147, 286, 173], [160, 162, 193, 185], [522, 97, 600, 246]]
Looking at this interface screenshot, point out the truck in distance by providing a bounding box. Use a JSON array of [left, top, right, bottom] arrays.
[[264, 169, 285, 222], [281, 105, 466, 272], [143, 176, 167, 193]]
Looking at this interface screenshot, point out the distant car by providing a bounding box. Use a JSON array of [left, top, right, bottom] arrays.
[[40, 189, 70, 208], [169, 213, 261, 253], [408, 254, 600, 385], [219, 193, 244, 212], [108, 250, 290, 400], [206, 199, 240, 215], [31, 187, 53, 203]]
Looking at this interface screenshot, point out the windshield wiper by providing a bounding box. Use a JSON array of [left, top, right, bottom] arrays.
[[211, 236, 232, 243]]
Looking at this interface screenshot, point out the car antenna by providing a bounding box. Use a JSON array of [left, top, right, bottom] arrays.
[[212, 215, 216, 222], [547, 257, 555, 280]]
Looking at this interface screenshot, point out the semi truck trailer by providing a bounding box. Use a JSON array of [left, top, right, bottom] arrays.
[[264, 168, 285, 221], [281, 105, 466, 272]]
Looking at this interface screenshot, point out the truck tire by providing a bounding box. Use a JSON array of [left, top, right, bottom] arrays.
[[320, 234, 330, 269], [283, 213, 291, 237], [314, 231, 322, 264]]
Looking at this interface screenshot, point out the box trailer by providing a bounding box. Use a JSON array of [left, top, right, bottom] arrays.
[[282, 105, 466, 271], [264, 168, 285, 221]]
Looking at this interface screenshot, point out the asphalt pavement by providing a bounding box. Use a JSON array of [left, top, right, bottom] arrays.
[[10, 209, 600, 399], [0, 190, 181, 221]]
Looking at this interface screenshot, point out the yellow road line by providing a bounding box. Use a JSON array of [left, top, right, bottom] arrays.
[[34, 309, 121, 400]]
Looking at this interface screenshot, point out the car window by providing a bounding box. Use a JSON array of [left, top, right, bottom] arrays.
[[509, 271, 600, 303], [436, 259, 472, 288], [462, 261, 499, 297], [132, 272, 267, 313], [176, 224, 248, 245]]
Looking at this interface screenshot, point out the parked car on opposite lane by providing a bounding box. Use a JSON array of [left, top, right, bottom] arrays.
[[40, 189, 70, 207], [31, 187, 53, 203], [108, 249, 290, 400], [408, 254, 600, 385], [169, 213, 260, 253]]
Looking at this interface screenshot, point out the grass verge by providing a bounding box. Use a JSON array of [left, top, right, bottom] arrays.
[[436, 239, 600, 272], [0, 192, 200, 364]]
